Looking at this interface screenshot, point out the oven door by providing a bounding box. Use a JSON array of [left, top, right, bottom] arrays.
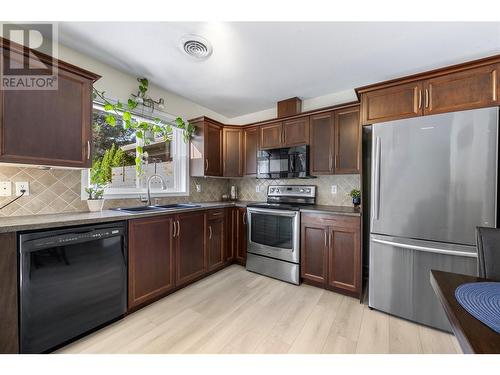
[[247, 207, 299, 263]]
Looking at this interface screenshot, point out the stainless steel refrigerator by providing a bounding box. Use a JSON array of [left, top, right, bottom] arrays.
[[368, 106, 498, 332]]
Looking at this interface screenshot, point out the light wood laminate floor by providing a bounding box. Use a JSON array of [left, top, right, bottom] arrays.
[[58, 265, 461, 354]]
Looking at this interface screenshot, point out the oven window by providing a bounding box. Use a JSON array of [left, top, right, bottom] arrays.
[[250, 213, 293, 249]]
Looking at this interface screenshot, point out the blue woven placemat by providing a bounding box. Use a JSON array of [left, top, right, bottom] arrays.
[[455, 282, 500, 334]]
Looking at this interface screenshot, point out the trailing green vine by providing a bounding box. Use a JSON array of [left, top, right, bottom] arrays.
[[92, 78, 195, 178]]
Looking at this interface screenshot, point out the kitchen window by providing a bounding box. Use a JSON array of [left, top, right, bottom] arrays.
[[81, 105, 189, 199]]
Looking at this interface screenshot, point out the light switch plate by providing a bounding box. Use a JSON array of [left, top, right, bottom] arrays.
[[195, 184, 202, 193], [0, 181, 12, 196], [15, 181, 29, 196], [331, 185, 337, 194], [256, 185, 260, 193]]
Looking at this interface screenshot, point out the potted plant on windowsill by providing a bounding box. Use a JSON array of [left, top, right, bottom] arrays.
[[349, 189, 361, 207], [85, 160, 107, 212]]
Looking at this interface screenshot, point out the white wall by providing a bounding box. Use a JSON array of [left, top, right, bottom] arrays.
[[57, 43, 230, 123], [227, 89, 357, 125], [58, 43, 357, 126]]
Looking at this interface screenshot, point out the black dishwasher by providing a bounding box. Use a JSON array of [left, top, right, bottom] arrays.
[[19, 221, 127, 353]]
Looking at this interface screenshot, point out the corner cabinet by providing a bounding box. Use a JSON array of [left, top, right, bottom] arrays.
[[223, 127, 243, 177], [300, 213, 361, 298], [190, 117, 223, 177], [243, 126, 258, 175], [359, 60, 500, 125], [0, 38, 100, 168]]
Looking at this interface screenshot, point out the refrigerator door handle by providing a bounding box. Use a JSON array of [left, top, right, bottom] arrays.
[[373, 136, 381, 220], [371, 238, 477, 258]]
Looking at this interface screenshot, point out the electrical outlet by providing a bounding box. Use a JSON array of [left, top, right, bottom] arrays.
[[331, 185, 337, 194], [15, 181, 29, 196], [0, 181, 12, 197], [196, 184, 202, 193], [256, 185, 260, 193]]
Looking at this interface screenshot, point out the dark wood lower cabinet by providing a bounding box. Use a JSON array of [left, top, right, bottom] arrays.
[[235, 207, 247, 263], [175, 211, 207, 286], [300, 213, 361, 297], [328, 225, 361, 294], [300, 222, 328, 284], [0, 232, 18, 353], [128, 216, 175, 309], [207, 210, 226, 271]]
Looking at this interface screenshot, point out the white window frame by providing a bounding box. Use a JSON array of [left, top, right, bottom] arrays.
[[81, 105, 190, 200]]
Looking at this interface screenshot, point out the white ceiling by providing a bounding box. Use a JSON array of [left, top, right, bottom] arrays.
[[59, 22, 500, 118]]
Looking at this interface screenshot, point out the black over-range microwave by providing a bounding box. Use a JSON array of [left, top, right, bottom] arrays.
[[257, 145, 312, 179]]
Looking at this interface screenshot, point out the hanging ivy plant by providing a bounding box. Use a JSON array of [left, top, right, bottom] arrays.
[[92, 78, 195, 178]]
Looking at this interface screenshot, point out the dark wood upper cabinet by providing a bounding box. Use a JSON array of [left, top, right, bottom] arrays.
[[259, 121, 283, 149], [310, 112, 335, 175], [0, 39, 100, 168], [283, 117, 309, 147], [360, 82, 423, 125], [128, 216, 175, 310], [334, 107, 360, 174], [301, 219, 328, 284], [358, 57, 500, 125], [223, 127, 243, 177], [205, 121, 223, 176], [300, 213, 361, 298], [175, 211, 206, 286], [423, 64, 499, 115], [259, 117, 309, 150], [190, 117, 223, 177], [243, 126, 258, 175], [207, 209, 226, 271]]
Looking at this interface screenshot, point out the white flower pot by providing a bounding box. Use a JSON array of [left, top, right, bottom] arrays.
[[87, 199, 105, 212]]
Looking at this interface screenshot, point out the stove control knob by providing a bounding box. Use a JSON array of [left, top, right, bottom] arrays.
[[275, 188, 280, 193], [305, 188, 311, 193], [300, 188, 304, 193], [270, 188, 275, 193]]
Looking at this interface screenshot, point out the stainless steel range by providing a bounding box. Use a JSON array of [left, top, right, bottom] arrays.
[[246, 185, 316, 284]]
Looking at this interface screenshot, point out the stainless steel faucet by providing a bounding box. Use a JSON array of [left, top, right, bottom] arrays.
[[146, 174, 167, 206]]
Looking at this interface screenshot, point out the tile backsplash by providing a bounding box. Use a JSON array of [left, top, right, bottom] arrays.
[[0, 166, 86, 217], [0, 165, 231, 217], [0, 165, 360, 217], [230, 175, 361, 206]]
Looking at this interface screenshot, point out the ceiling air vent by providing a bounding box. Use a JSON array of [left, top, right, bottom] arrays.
[[180, 35, 212, 60]]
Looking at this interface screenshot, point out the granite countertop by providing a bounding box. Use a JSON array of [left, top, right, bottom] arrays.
[[0, 201, 360, 233], [300, 205, 361, 216]]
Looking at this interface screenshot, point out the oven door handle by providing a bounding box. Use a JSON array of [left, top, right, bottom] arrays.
[[247, 208, 299, 217]]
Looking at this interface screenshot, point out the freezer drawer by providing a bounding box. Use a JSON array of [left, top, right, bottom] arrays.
[[369, 234, 477, 332]]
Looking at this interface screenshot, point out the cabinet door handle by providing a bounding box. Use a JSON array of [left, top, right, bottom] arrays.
[[418, 89, 422, 109], [334, 154, 338, 170], [177, 220, 180, 238], [87, 141, 91, 160], [425, 89, 429, 108], [329, 232, 332, 248], [324, 231, 327, 247], [209, 225, 212, 240], [172, 221, 176, 238], [243, 213, 247, 225], [205, 159, 209, 172]]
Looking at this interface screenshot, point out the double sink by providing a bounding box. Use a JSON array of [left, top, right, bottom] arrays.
[[114, 203, 202, 214]]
